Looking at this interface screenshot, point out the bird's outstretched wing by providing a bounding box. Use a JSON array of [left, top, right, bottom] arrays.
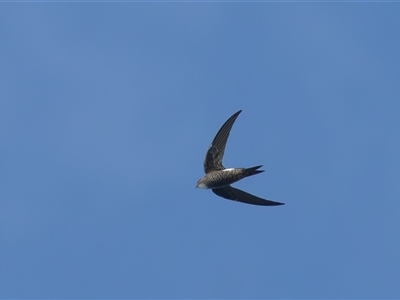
[[212, 186, 284, 206], [204, 110, 242, 173]]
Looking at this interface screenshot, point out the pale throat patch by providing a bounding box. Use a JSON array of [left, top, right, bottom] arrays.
[[197, 182, 208, 189]]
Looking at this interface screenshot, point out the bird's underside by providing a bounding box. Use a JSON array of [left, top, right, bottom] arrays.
[[197, 110, 284, 206]]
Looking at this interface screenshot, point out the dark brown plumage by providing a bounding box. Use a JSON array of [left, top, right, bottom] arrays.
[[196, 110, 284, 206]]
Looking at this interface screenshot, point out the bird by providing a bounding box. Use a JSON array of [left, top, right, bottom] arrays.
[[196, 110, 284, 206]]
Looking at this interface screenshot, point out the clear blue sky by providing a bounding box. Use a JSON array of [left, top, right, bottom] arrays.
[[1, 3, 400, 298]]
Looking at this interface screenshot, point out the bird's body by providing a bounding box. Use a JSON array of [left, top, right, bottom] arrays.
[[196, 110, 284, 206], [196, 166, 263, 189]]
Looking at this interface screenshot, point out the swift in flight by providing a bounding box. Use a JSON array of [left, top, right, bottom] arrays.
[[196, 110, 284, 206]]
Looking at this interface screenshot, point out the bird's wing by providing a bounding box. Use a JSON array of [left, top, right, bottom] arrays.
[[204, 110, 242, 173], [212, 186, 284, 206]]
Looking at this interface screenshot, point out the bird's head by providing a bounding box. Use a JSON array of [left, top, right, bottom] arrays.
[[196, 177, 207, 189]]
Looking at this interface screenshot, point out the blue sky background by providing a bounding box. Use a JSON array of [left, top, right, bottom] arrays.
[[1, 3, 400, 298]]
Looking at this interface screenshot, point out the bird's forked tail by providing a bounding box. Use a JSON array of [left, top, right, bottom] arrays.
[[243, 165, 264, 178]]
